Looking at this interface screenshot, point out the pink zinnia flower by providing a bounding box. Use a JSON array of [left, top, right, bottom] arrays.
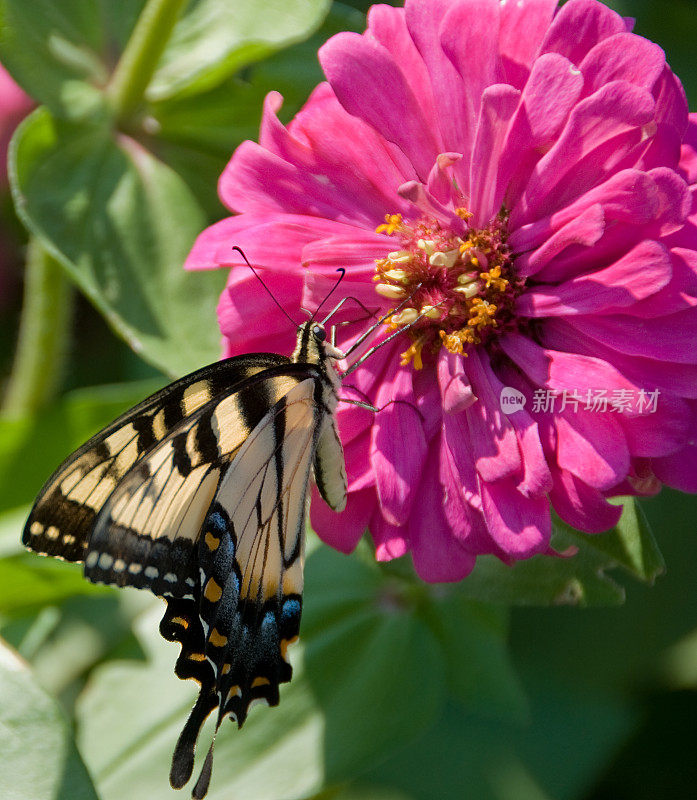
[[186, 0, 697, 581]]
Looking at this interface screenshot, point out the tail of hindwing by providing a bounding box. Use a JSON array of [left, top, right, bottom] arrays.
[[162, 502, 304, 798]]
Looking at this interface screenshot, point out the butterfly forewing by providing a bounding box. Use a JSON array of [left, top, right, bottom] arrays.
[[22, 353, 290, 563]]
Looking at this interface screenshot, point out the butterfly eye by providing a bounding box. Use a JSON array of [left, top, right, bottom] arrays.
[[312, 324, 326, 342]]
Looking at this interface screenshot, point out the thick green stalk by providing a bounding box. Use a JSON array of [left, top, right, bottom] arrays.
[[106, 0, 187, 124], [2, 240, 73, 417]]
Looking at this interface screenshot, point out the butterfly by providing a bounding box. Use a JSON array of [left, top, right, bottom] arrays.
[[22, 309, 353, 797], [21, 250, 428, 797]]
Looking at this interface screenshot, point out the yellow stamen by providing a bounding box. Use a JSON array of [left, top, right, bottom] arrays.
[[417, 238, 436, 256], [400, 340, 424, 370], [387, 250, 413, 263], [420, 304, 442, 320], [453, 282, 481, 298], [429, 249, 460, 269], [383, 268, 409, 282], [391, 308, 419, 325], [376, 213, 403, 235], [375, 283, 407, 299]]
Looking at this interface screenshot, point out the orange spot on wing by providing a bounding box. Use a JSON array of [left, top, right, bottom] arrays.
[[204, 578, 222, 602], [205, 531, 220, 551], [209, 628, 228, 648]]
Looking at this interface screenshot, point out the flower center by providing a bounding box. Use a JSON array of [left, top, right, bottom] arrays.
[[374, 210, 520, 369]]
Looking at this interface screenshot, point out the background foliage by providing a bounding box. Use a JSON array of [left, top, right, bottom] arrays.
[[0, 1, 695, 798]]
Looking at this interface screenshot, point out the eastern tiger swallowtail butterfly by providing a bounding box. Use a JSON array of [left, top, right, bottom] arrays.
[[21, 252, 430, 797], [22, 312, 351, 798]]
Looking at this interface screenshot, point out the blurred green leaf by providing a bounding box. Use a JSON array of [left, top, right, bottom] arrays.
[[11, 108, 226, 375], [0, 637, 99, 800], [0, 379, 162, 513], [456, 535, 624, 608], [0, 0, 106, 115], [560, 498, 665, 583], [0, 554, 109, 615], [453, 502, 664, 609], [423, 595, 528, 721], [149, 0, 332, 101]]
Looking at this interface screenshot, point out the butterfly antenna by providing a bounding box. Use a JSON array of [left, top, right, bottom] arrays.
[[342, 298, 447, 377], [310, 268, 346, 322], [232, 246, 298, 328]]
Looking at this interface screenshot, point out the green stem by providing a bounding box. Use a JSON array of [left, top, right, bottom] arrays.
[[2, 240, 73, 417], [106, 0, 187, 124]]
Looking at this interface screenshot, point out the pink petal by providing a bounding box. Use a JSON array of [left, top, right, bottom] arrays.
[[311, 486, 374, 554], [469, 83, 521, 225], [652, 448, 697, 492], [679, 113, 697, 182], [556, 409, 630, 490], [623, 248, 697, 318], [320, 32, 440, 180], [371, 511, 410, 561], [480, 478, 551, 557], [579, 32, 665, 96], [566, 308, 697, 364], [498, 0, 558, 86], [289, 83, 417, 212], [439, 437, 505, 557], [217, 269, 302, 356], [499, 52, 584, 208], [620, 395, 690, 457], [367, 4, 437, 128], [549, 469, 623, 533], [437, 349, 476, 414], [540, 319, 697, 399], [463, 350, 522, 482], [185, 213, 380, 273], [540, 0, 628, 65], [513, 81, 655, 226], [652, 407, 697, 491], [370, 365, 427, 525], [500, 331, 641, 396], [405, 0, 472, 187], [509, 168, 660, 254], [427, 152, 462, 204], [516, 240, 672, 316], [220, 140, 375, 224], [514, 204, 605, 277], [409, 444, 477, 581], [493, 363, 554, 498], [440, 0, 504, 174]]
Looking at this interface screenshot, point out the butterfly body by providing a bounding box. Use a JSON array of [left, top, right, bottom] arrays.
[[22, 320, 347, 798]]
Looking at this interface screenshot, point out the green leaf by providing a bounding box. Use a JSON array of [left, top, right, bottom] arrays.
[[0, 0, 106, 115], [11, 107, 226, 376], [0, 554, 110, 616], [423, 595, 528, 721], [558, 498, 665, 583], [456, 532, 625, 608], [148, 0, 332, 101], [0, 637, 99, 800]]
